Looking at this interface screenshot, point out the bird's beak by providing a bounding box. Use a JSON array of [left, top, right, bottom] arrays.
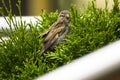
[[66, 14, 70, 18]]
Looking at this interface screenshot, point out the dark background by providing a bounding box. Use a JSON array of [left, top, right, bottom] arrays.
[[0, 0, 70, 16]]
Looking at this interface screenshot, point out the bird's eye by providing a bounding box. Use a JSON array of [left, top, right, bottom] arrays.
[[60, 14, 64, 17], [66, 17, 69, 19]]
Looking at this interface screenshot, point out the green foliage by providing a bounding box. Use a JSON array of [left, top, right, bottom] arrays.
[[0, 0, 120, 79]]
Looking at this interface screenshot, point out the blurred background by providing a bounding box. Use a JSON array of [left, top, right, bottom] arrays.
[[0, 0, 116, 16]]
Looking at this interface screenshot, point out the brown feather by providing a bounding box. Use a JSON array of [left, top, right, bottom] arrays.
[[38, 10, 70, 58]]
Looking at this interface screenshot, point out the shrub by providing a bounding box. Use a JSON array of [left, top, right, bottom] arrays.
[[0, 0, 120, 79]]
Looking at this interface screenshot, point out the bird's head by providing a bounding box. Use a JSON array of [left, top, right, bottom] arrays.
[[58, 10, 70, 24]]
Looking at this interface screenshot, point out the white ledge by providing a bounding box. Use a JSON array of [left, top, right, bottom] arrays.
[[0, 16, 41, 30], [35, 40, 120, 80], [0, 16, 42, 42]]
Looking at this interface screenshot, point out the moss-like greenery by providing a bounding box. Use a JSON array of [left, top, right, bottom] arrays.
[[0, 0, 120, 79]]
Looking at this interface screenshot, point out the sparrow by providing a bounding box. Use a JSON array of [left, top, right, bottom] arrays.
[[38, 10, 71, 58]]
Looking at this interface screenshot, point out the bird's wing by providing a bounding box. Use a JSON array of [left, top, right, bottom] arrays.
[[44, 24, 65, 42], [43, 33, 59, 51], [38, 21, 58, 38], [38, 30, 49, 38], [42, 24, 65, 50]]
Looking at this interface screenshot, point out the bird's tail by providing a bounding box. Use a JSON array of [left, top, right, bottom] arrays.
[[38, 49, 45, 58]]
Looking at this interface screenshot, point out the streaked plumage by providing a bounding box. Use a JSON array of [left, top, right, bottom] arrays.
[[38, 10, 71, 58]]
